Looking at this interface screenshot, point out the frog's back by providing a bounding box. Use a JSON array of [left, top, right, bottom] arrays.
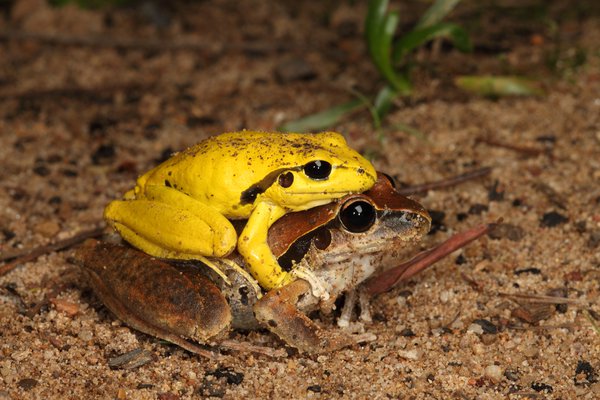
[[136, 131, 365, 216]]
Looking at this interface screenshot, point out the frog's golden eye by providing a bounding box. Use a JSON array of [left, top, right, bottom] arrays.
[[339, 199, 376, 233], [303, 160, 332, 180]]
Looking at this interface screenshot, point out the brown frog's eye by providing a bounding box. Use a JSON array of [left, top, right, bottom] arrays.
[[304, 160, 332, 180], [339, 199, 376, 233]]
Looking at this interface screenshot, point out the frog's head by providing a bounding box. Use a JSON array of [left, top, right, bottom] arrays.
[[268, 173, 431, 302], [261, 132, 377, 210]]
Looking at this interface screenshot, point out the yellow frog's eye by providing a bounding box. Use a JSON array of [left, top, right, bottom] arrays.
[[303, 160, 332, 180], [339, 199, 376, 233]]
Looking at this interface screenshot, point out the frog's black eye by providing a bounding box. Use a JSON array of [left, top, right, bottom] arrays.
[[304, 160, 332, 180], [339, 200, 376, 233]]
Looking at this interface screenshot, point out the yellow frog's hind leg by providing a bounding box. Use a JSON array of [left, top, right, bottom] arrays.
[[104, 185, 237, 260]]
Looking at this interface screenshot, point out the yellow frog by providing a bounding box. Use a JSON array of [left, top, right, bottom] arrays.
[[104, 131, 376, 290]]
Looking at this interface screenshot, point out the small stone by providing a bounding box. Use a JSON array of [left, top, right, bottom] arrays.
[[78, 330, 94, 341], [575, 360, 597, 385], [514, 267, 541, 275], [33, 164, 50, 176], [489, 223, 525, 241], [307, 385, 322, 393], [108, 348, 153, 370], [512, 303, 555, 324], [274, 58, 317, 83], [50, 298, 80, 317], [439, 290, 453, 303], [588, 231, 600, 248], [472, 319, 498, 334], [468, 204, 488, 215], [11, 349, 31, 361], [17, 378, 38, 391], [34, 220, 61, 237], [116, 389, 127, 400], [531, 382, 553, 393], [398, 349, 421, 360], [484, 365, 503, 381], [467, 323, 484, 334], [399, 328, 415, 337], [91, 143, 116, 165], [540, 211, 568, 227], [488, 180, 505, 201]]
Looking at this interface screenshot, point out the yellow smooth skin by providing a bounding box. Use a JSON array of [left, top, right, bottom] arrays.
[[104, 131, 377, 290]]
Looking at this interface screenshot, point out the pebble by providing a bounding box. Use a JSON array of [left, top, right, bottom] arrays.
[[78, 330, 94, 341], [484, 365, 503, 381], [488, 223, 525, 241], [274, 58, 316, 83], [398, 349, 422, 360], [34, 220, 61, 237], [540, 211, 568, 227], [467, 323, 484, 335], [11, 349, 31, 361]]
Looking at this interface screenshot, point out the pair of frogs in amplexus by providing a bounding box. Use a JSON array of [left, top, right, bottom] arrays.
[[76, 131, 489, 357]]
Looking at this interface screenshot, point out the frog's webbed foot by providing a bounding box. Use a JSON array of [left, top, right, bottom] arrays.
[[253, 279, 376, 354]]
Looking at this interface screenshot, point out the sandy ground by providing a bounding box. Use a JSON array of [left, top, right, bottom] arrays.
[[1, 1, 600, 399]]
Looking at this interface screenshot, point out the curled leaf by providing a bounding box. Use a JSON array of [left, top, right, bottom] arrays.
[[455, 75, 545, 97]]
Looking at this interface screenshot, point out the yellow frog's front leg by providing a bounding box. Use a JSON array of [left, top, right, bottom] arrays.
[[104, 185, 237, 259], [237, 201, 291, 290]]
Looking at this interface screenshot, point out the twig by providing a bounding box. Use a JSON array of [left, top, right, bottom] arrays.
[[0, 226, 105, 277], [0, 30, 284, 54], [498, 292, 586, 305], [584, 310, 600, 334], [476, 137, 544, 156], [219, 339, 287, 358], [397, 167, 492, 195], [364, 223, 491, 295], [0, 83, 155, 101]]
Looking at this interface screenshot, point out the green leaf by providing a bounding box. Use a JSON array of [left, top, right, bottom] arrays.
[[454, 75, 545, 97], [373, 85, 399, 121], [365, 0, 410, 94], [417, 0, 462, 28], [279, 99, 364, 132], [393, 22, 471, 63]]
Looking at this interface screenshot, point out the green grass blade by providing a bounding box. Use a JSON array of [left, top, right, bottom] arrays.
[[417, 0, 461, 28], [455, 75, 545, 97], [279, 99, 364, 132], [393, 22, 471, 63], [365, 1, 410, 94], [373, 85, 399, 120]]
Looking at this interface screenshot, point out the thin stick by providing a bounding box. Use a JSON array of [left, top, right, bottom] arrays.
[[219, 339, 287, 358], [0, 226, 105, 277], [476, 137, 544, 156], [0, 30, 283, 54], [397, 167, 492, 195], [498, 292, 587, 305], [364, 223, 491, 296]]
